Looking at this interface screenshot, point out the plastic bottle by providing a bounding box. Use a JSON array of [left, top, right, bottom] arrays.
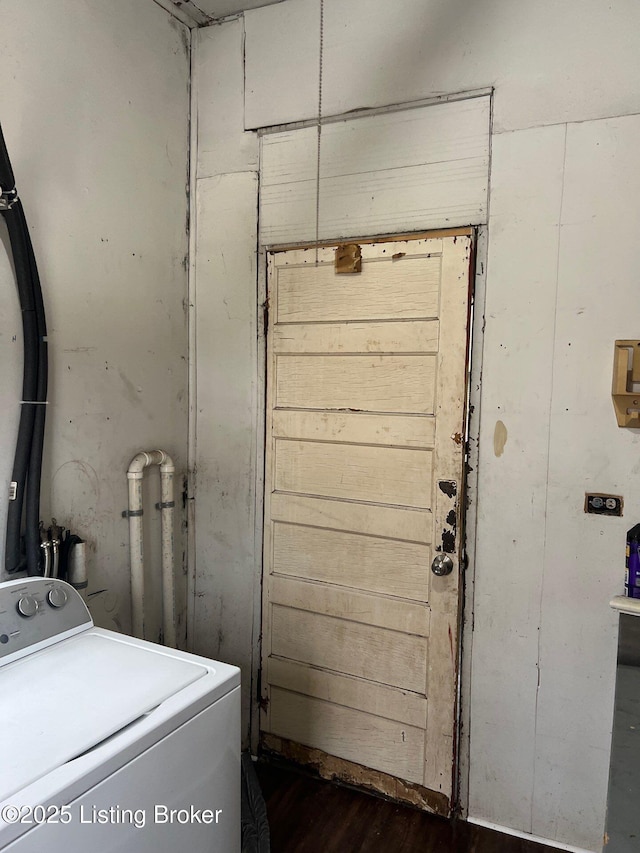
[[625, 523, 640, 598]]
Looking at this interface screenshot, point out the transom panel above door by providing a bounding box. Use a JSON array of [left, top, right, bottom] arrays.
[[260, 234, 473, 815]]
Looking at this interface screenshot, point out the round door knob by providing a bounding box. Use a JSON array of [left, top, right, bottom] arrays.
[[16, 595, 38, 618], [47, 587, 68, 609], [431, 554, 454, 576]]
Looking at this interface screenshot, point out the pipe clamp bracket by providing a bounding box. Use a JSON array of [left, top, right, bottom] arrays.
[[0, 187, 18, 210], [122, 509, 144, 518]]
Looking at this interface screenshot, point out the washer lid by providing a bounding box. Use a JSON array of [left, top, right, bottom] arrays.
[[0, 632, 207, 803]]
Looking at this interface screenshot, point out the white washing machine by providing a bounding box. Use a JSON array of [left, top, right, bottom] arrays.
[[0, 577, 240, 852]]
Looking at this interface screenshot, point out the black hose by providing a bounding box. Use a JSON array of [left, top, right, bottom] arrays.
[[1, 125, 47, 576], [21, 204, 48, 575], [3, 206, 39, 573]]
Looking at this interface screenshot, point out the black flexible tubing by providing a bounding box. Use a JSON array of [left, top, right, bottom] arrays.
[[20, 203, 48, 575], [1, 126, 48, 575], [2, 204, 39, 573]]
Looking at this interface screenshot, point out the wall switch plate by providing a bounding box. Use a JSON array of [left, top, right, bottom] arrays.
[[585, 493, 624, 516]]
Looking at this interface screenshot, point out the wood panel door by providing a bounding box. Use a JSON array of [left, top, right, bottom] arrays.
[[260, 235, 473, 815]]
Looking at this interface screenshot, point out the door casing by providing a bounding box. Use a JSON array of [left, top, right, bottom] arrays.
[[256, 229, 476, 814]]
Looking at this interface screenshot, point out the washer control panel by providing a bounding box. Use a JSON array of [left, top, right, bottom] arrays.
[[0, 578, 92, 663]]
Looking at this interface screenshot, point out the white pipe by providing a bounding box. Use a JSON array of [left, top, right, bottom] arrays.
[[126, 450, 176, 647], [127, 463, 145, 639]]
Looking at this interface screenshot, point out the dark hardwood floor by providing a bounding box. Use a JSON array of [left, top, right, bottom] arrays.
[[255, 762, 558, 853]]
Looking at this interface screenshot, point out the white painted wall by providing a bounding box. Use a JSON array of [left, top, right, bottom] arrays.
[[194, 2, 640, 848], [470, 118, 640, 849], [191, 20, 261, 747], [193, 171, 259, 743], [0, 1, 191, 641], [244, 0, 640, 133]]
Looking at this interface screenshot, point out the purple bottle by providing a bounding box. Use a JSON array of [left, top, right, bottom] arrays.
[[625, 524, 640, 598]]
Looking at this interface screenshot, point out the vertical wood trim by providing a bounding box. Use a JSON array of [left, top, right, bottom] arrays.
[[458, 225, 486, 816], [186, 29, 198, 654], [261, 252, 277, 736], [423, 236, 473, 797], [251, 243, 269, 753]]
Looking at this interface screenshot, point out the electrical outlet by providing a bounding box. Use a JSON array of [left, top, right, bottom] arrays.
[[585, 493, 623, 516]]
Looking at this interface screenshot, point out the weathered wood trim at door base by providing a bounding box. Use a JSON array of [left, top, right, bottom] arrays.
[[260, 734, 451, 817]]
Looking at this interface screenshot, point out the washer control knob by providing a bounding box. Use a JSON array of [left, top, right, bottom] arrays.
[[47, 587, 68, 609], [16, 595, 38, 618]]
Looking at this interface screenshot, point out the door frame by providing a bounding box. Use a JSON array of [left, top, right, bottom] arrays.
[[251, 226, 485, 816], [457, 224, 487, 818]]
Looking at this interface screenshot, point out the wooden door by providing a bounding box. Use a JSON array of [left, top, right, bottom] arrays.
[[260, 234, 473, 815]]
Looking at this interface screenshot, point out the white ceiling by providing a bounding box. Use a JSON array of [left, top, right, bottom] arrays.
[[159, 0, 285, 26], [196, 0, 285, 17]]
